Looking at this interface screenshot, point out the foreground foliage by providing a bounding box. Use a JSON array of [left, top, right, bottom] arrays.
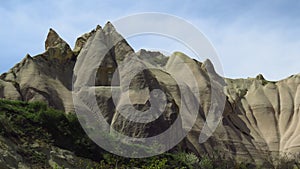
[[0, 99, 299, 169]]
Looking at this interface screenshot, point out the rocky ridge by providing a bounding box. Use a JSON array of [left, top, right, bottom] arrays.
[[0, 22, 299, 166]]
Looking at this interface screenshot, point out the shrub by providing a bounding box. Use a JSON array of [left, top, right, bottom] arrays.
[[172, 152, 199, 168], [199, 155, 213, 169]]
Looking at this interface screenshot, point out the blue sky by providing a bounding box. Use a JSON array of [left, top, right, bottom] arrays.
[[0, 0, 299, 80]]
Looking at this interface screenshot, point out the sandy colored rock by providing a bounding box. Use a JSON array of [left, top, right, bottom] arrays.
[[0, 23, 299, 164], [45, 28, 74, 62]]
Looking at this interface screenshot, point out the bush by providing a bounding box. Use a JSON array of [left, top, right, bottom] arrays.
[[199, 155, 213, 169], [172, 152, 199, 168], [0, 99, 104, 163], [2, 99, 300, 168]]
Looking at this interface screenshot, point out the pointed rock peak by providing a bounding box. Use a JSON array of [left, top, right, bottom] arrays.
[[256, 74, 265, 80], [73, 25, 105, 54], [25, 53, 32, 59], [22, 54, 33, 62], [103, 21, 116, 33], [202, 59, 217, 75], [137, 49, 147, 54], [20, 54, 32, 65], [45, 29, 58, 46], [202, 59, 213, 69], [47, 28, 60, 39], [22, 53, 32, 60], [45, 28, 68, 50], [44, 28, 73, 62], [48, 28, 59, 37], [95, 24, 102, 31], [203, 58, 213, 66]]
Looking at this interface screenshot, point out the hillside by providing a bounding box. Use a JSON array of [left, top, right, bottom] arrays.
[[1, 99, 299, 169], [0, 22, 299, 168]]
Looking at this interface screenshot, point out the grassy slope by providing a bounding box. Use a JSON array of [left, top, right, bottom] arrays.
[[0, 99, 298, 169], [0, 99, 104, 168]]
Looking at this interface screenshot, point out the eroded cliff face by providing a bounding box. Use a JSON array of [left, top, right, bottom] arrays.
[[0, 28, 76, 113], [184, 74, 300, 163], [0, 22, 299, 163]]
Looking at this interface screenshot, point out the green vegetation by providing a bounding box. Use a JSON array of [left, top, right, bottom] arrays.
[[0, 99, 104, 167], [0, 99, 299, 169]]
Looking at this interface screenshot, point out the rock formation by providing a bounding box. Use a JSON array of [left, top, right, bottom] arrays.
[[0, 22, 299, 164]]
